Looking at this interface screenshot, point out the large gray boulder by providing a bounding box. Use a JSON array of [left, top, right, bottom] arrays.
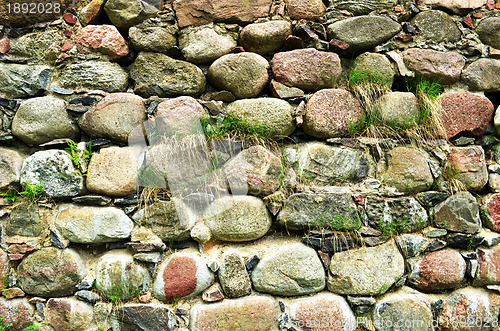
[[0, 63, 51, 98], [239, 20, 292, 54], [431, 192, 481, 234]]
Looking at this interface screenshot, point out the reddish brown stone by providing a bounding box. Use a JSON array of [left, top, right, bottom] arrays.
[[473, 12, 483, 18], [139, 293, 152, 303], [8, 254, 23, 261], [7, 244, 34, 254], [75, 25, 129, 60], [486, 0, 495, 9], [462, 16, 473, 28], [284, 0, 325, 20], [496, 2, 500, 9], [396, 34, 413, 42], [63, 13, 77, 25], [484, 194, 500, 232], [61, 39, 74, 52], [55, 53, 71, 64], [474, 245, 500, 285], [283, 35, 303, 50], [402, 48, 465, 84], [202, 286, 224, 302], [413, 249, 466, 291], [28, 298, 46, 304], [353, 194, 364, 205], [0, 37, 9, 54], [329, 38, 350, 51], [0, 299, 33, 330], [2, 288, 25, 299], [47, 298, 93, 331], [447, 146, 488, 191], [440, 92, 494, 139], [162, 256, 197, 301], [65, 29, 72, 38]]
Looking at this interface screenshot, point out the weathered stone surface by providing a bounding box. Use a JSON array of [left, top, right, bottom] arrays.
[[327, 16, 401, 54], [381, 147, 434, 193], [376, 92, 420, 128], [223, 146, 283, 196], [129, 26, 177, 53], [462, 58, 500, 92], [226, 98, 296, 139], [402, 48, 465, 85], [78, 0, 106, 26], [154, 96, 207, 137], [96, 251, 151, 300], [75, 25, 128, 60], [483, 194, 500, 232], [0, 0, 72, 27], [173, 0, 272, 28], [203, 195, 272, 241], [289, 293, 356, 331], [352, 52, 394, 87], [373, 289, 432, 331], [252, 243, 325, 296], [219, 252, 251, 298], [20, 150, 84, 197], [303, 89, 364, 139], [116, 304, 179, 331], [474, 244, 500, 286], [55, 204, 134, 244], [132, 200, 193, 241], [272, 49, 341, 90], [284, 0, 325, 20], [47, 298, 93, 331], [0, 298, 33, 330], [423, 0, 485, 13], [447, 146, 488, 191], [0, 63, 51, 98], [154, 252, 213, 301], [440, 92, 494, 139], [208, 52, 269, 98], [278, 192, 360, 231], [476, 17, 500, 49], [130, 52, 206, 98], [270, 80, 304, 99], [79, 93, 146, 143], [87, 146, 139, 197], [6, 203, 42, 237], [191, 296, 275, 331], [240, 20, 292, 54], [408, 249, 466, 291], [295, 143, 374, 184], [56, 61, 129, 93], [328, 240, 404, 295], [1, 30, 65, 65], [0, 148, 24, 189], [365, 196, 428, 233], [411, 10, 461, 43], [104, 0, 158, 29], [12, 96, 79, 145], [329, 0, 397, 15], [179, 24, 237, 64], [396, 234, 430, 259], [432, 192, 481, 234], [18, 247, 86, 297]]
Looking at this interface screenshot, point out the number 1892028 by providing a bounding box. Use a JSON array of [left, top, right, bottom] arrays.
[[7, 2, 61, 14]]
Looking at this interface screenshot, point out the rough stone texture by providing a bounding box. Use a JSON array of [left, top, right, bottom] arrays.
[[0, 298, 34, 330], [78, 0, 107, 26], [12, 96, 79, 145], [284, 0, 325, 20], [381, 147, 434, 193], [173, 0, 273, 28], [327, 16, 401, 54], [207, 53, 269, 98], [46, 298, 94, 331], [203, 195, 272, 241], [95, 251, 151, 300], [79, 93, 147, 143], [55, 204, 134, 244], [5, 203, 43, 237], [130, 52, 206, 98], [440, 92, 494, 139], [226, 98, 296, 139], [295, 143, 374, 185], [328, 240, 404, 295], [0, 148, 24, 189], [0, 63, 51, 98], [270, 80, 304, 99], [129, 26, 177, 53], [1, 30, 64, 65], [153, 252, 213, 301], [447, 146, 488, 191], [289, 293, 356, 331], [476, 17, 500, 49], [408, 249, 466, 291], [219, 252, 251, 298], [483, 194, 500, 232], [411, 10, 461, 43], [376, 92, 420, 128], [401, 48, 465, 85], [20, 150, 84, 198], [303, 89, 364, 139], [190, 296, 275, 331], [75, 25, 129, 60], [277, 192, 360, 231], [116, 304, 179, 331], [462, 58, 500, 92], [365, 196, 428, 233], [179, 24, 237, 64], [432, 192, 481, 234], [223, 145, 283, 196], [56, 61, 129, 93], [373, 289, 433, 331], [422, 0, 486, 14], [352, 52, 394, 87], [239, 20, 292, 54], [132, 200, 193, 241], [155, 96, 207, 137], [272, 49, 341, 90], [329, 0, 397, 15], [251, 243, 325, 296], [104, 0, 158, 29], [86, 146, 139, 197], [474, 244, 500, 286], [17, 247, 86, 297], [396, 234, 431, 259]]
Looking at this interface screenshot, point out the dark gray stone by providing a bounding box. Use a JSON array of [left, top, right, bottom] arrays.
[[116, 305, 179, 331], [411, 10, 461, 43], [245, 255, 260, 271], [75, 290, 101, 303], [431, 192, 481, 234], [0, 63, 51, 98], [476, 17, 500, 50]]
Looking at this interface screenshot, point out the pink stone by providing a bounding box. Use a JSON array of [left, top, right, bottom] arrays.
[[413, 249, 466, 291], [484, 194, 500, 232], [8, 254, 24, 261], [475, 245, 500, 285], [75, 25, 129, 60], [61, 39, 74, 52], [402, 48, 465, 84], [202, 287, 224, 302], [447, 146, 488, 191], [283, 0, 325, 20], [0, 37, 9, 54], [63, 13, 77, 25]]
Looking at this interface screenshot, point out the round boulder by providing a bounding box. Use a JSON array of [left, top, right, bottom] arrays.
[[376, 92, 420, 129], [239, 20, 292, 54]]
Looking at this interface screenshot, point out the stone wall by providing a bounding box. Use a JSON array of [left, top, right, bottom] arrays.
[[0, 0, 500, 330]]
